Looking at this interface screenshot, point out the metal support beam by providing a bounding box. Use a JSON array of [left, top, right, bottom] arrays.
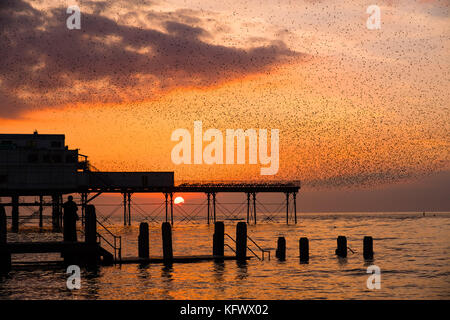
[[127, 193, 132, 226], [170, 193, 174, 225], [122, 193, 127, 226], [206, 193, 211, 224], [164, 193, 168, 223], [293, 192, 297, 224], [286, 192, 290, 225], [253, 192, 257, 225], [247, 193, 250, 224], [212, 192, 216, 223]]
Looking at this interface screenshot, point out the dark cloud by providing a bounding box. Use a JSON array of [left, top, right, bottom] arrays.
[[0, 0, 300, 118]]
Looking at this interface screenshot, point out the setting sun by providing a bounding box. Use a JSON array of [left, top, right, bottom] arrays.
[[174, 196, 185, 205]]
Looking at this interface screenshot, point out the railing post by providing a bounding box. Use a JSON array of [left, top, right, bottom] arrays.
[[213, 221, 224, 257], [162, 222, 173, 266], [0, 205, 11, 273], [138, 222, 149, 259], [236, 222, 247, 262]]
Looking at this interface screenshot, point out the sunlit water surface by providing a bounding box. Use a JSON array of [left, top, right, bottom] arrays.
[[1, 212, 449, 299]]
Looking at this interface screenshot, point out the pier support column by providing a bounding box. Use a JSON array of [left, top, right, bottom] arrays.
[[285, 192, 290, 225], [206, 193, 211, 224], [213, 221, 224, 257], [236, 222, 247, 262], [0, 205, 11, 273], [80, 193, 87, 226], [122, 193, 127, 226], [252, 192, 257, 225], [84, 205, 98, 266], [39, 195, 43, 229], [293, 192, 297, 224], [212, 193, 216, 224], [138, 222, 149, 259], [246, 193, 250, 224], [11, 195, 19, 233], [51, 194, 62, 232], [127, 193, 132, 226], [170, 193, 174, 225], [164, 193, 169, 223], [162, 222, 173, 266]]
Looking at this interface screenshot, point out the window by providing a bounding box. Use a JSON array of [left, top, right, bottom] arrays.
[[0, 175, 7, 183], [43, 154, 51, 163]]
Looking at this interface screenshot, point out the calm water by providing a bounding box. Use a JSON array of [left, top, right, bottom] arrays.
[[1, 212, 449, 300]]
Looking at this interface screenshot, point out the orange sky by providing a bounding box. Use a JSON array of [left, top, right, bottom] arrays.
[[0, 0, 449, 196]]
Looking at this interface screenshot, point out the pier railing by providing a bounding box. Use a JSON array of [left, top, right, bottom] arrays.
[[96, 218, 122, 262], [78, 218, 122, 262], [224, 232, 270, 261]]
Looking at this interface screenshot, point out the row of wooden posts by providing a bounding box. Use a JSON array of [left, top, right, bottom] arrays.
[[137, 221, 251, 265], [137, 220, 374, 265], [275, 235, 374, 262]]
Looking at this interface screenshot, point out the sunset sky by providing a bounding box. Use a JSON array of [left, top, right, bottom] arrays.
[[0, 0, 449, 211]]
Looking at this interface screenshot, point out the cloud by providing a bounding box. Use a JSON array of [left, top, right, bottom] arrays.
[[0, 0, 300, 118]]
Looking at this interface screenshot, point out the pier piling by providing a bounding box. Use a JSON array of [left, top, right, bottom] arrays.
[[275, 237, 286, 261], [138, 222, 149, 259], [11, 195, 19, 233], [363, 236, 374, 260], [335, 236, 347, 258], [236, 222, 247, 262], [213, 221, 224, 257], [299, 237, 309, 262], [162, 222, 173, 265], [0, 205, 11, 273]]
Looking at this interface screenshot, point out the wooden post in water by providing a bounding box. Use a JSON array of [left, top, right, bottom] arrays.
[[299, 237, 309, 262], [85, 205, 97, 244], [363, 236, 374, 260], [335, 236, 347, 258], [275, 237, 286, 261], [0, 205, 11, 273], [84, 205, 98, 266], [162, 222, 173, 265], [213, 221, 224, 257], [11, 195, 19, 233], [236, 222, 247, 262], [138, 222, 149, 259]]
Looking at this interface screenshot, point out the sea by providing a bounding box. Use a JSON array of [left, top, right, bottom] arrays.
[[1, 212, 449, 300]]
